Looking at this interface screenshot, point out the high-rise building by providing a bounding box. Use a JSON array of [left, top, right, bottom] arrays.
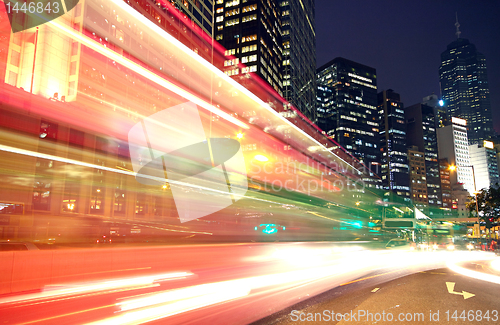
[[168, 0, 214, 36], [214, 0, 283, 95], [377, 89, 410, 201], [436, 117, 475, 195], [316, 58, 380, 177], [439, 159, 452, 211], [406, 103, 442, 209], [280, 0, 316, 120], [408, 146, 428, 210], [439, 18, 494, 144], [469, 140, 500, 191]]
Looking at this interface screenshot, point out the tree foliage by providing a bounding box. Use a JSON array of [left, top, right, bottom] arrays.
[[466, 185, 500, 221]]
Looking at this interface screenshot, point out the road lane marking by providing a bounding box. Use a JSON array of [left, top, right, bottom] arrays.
[[446, 282, 475, 299], [371, 288, 379, 292], [340, 269, 402, 286]]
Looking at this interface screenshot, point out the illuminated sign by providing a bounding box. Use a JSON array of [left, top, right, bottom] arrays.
[[451, 117, 467, 126], [484, 140, 494, 149]]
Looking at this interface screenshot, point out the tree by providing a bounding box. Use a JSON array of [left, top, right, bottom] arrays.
[[466, 184, 500, 226]]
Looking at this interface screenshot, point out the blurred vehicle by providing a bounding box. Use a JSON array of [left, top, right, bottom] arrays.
[[0, 242, 40, 251], [417, 242, 430, 251], [430, 241, 455, 251], [385, 239, 415, 250], [95, 236, 113, 244]]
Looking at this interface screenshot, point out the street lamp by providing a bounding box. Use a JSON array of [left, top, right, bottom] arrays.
[[449, 165, 480, 230]]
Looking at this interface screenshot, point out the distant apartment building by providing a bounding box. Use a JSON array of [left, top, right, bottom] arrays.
[[377, 89, 410, 201], [469, 140, 500, 191], [405, 103, 442, 210], [439, 158, 453, 213], [452, 183, 470, 218], [408, 146, 428, 210]]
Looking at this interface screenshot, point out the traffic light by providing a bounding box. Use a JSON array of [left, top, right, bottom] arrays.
[[486, 217, 493, 229]]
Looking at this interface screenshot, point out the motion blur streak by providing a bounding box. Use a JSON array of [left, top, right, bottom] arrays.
[[91, 286, 251, 325], [0, 272, 193, 305], [0, 143, 282, 210], [447, 255, 500, 285], [46, 19, 249, 130], [84, 250, 487, 324], [492, 258, 500, 272]]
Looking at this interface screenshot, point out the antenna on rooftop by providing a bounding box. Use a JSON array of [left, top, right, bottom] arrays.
[[455, 12, 461, 39]]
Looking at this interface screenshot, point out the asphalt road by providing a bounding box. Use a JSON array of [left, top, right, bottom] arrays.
[[255, 260, 500, 325]]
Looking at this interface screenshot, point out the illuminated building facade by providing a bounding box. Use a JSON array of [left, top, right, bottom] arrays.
[[214, 0, 283, 95], [408, 146, 428, 210], [280, 0, 316, 120], [377, 89, 410, 201], [405, 103, 442, 210], [436, 117, 474, 195], [439, 24, 494, 144], [316, 58, 380, 178], [469, 140, 500, 191]]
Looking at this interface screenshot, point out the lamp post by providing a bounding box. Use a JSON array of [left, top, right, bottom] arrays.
[[449, 165, 480, 235]]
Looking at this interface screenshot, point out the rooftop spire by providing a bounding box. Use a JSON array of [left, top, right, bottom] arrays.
[[455, 12, 461, 39]]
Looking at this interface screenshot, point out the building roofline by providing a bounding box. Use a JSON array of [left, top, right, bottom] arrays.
[[317, 57, 376, 74]]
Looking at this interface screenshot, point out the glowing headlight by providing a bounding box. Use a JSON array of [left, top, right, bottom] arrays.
[[467, 244, 474, 250], [433, 244, 438, 250], [447, 245, 455, 250]]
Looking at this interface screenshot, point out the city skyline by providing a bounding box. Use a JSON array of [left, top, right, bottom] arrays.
[[316, 0, 500, 132]]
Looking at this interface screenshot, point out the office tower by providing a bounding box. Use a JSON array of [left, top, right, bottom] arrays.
[[316, 58, 380, 177], [436, 117, 475, 195], [469, 140, 500, 191], [280, 0, 316, 120], [377, 89, 410, 201], [405, 103, 442, 209], [168, 0, 214, 36], [439, 17, 494, 144], [408, 146, 428, 210], [214, 0, 283, 95]]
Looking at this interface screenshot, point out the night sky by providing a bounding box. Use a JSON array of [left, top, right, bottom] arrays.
[[315, 0, 500, 132]]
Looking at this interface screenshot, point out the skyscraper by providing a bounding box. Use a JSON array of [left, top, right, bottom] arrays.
[[280, 0, 316, 120], [316, 58, 380, 177], [377, 90, 410, 201], [406, 103, 442, 210], [214, 0, 283, 95], [439, 17, 494, 144]]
